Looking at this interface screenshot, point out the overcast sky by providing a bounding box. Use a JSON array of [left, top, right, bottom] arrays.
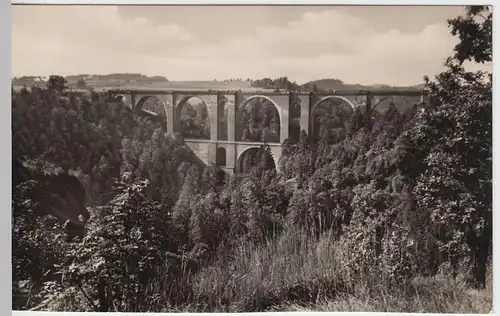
[[11, 5, 489, 86]]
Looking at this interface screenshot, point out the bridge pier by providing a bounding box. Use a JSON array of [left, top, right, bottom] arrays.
[[227, 94, 237, 142], [296, 94, 310, 135], [225, 144, 237, 172], [274, 94, 290, 143], [157, 94, 174, 134]]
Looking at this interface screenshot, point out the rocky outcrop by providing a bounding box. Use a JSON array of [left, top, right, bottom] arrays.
[[13, 158, 89, 237]]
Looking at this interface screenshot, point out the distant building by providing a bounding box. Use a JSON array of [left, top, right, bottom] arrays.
[[32, 77, 46, 87]]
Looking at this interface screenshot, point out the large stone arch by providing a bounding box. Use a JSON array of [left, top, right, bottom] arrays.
[[311, 95, 356, 113], [135, 95, 169, 118], [176, 95, 213, 140], [132, 95, 170, 129], [310, 96, 356, 138], [370, 95, 420, 116], [370, 96, 389, 113], [236, 95, 282, 142]]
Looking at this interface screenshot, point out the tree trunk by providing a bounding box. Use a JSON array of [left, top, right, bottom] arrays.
[[473, 223, 491, 288], [98, 277, 109, 312]]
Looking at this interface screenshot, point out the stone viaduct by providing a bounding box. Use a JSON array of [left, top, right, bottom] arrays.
[[110, 89, 428, 174]]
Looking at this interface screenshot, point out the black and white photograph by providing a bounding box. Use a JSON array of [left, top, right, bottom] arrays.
[[11, 3, 493, 313]]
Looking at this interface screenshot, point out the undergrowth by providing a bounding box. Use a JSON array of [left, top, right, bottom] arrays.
[[44, 228, 491, 313]]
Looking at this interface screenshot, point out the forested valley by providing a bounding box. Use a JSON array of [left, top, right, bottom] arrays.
[[12, 6, 492, 312]]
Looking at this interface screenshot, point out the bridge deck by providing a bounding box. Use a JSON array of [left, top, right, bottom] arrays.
[[110, 89, 429, 97], [184, 139, 282, 147]]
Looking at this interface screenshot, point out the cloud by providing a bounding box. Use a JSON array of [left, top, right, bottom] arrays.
[[171, 9, 459, 84], [12, 5, 193, 74], [12, 6, 488, 85]]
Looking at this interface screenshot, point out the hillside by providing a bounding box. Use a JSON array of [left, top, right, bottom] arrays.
[[301, 78, 425, 92], [65, 73, 168, 82], [13, 74, 426, 93], [11, 73, 169, 90]]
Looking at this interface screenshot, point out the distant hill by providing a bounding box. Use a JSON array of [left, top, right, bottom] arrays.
[[11, 73, 170, 89], [66, 73, 169, 83], [12, 74, 426, 93], [301, 78, 425, 92], [409, 83, 426, 90]]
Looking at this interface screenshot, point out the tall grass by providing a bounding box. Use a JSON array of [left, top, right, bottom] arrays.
[[277, 272, 492, 313], [187, 228, 348, 312], [182, 228, 492, 313], [184, 227, 343, 312]]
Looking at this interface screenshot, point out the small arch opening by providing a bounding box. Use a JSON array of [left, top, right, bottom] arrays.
[[216, 147, 227, 167], [114, 94, 126, 103], [236, 146, 276, 174]]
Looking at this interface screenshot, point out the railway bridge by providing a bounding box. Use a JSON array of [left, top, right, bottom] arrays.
[[110, 89, 428, 174]]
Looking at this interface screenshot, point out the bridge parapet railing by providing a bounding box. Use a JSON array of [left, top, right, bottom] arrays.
[[183, 138, 282, 147], [109, 89, 429, 97]]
